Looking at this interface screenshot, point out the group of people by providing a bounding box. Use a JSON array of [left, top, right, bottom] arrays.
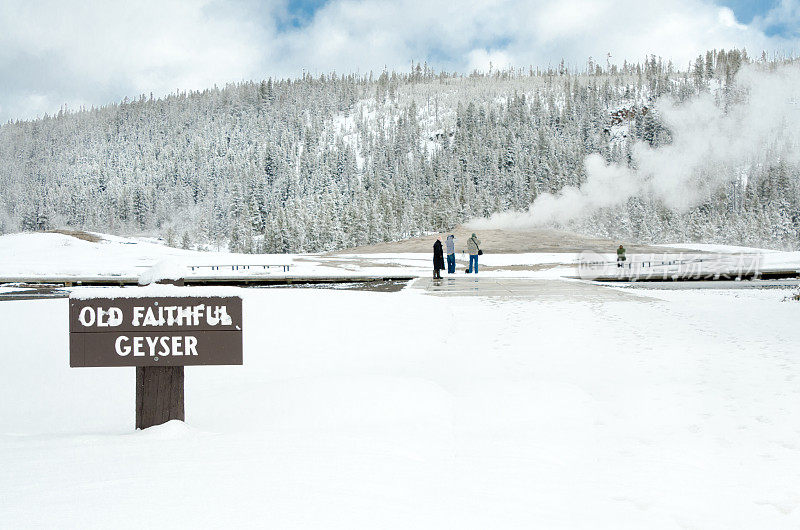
[[432, 233, 481, 278], [433, 237, 627, 277]]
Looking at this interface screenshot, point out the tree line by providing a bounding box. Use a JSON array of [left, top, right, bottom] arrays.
[[1, 48, 798, 251]]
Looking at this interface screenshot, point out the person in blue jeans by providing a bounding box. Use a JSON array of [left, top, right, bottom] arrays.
[[445, 234, 456, 274], [466, 233, 481, 273]]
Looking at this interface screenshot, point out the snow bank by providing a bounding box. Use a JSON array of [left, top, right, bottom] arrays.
[[132, 419, 199, 438], [71, 285, 246, 299], [137, 259, 186, 285]]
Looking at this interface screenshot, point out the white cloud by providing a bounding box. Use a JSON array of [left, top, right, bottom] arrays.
[[717, 6, 747, 30], [1, 0, 799, 122], [467, 49, 513, 73], [752, 0, 800, 35], [264, 0, 800, 77], [0, 0, 271, 120]]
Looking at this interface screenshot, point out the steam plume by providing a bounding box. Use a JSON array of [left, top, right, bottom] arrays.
[[469, 63, 800, 230]]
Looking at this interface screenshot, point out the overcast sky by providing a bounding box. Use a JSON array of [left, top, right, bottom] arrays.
[[0, 0, 797, 123]]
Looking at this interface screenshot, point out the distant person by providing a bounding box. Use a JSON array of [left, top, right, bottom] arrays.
[[617, 244, 626, 268], [467, 233, 481, 274], [433, 238, 445, 279], [445, 234, 456, 274]]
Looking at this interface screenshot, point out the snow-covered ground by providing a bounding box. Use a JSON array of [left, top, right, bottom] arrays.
[[3, 231, 800, 528], [3, 231, 799, 282], [0, 232, 594, 280], [3, 282, 800, 528]]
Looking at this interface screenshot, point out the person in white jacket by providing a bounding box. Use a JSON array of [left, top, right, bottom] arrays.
[[445, 235, 456, 274]]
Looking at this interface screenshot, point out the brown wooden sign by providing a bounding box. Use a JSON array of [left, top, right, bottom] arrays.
[[69, 296, 243, 367]]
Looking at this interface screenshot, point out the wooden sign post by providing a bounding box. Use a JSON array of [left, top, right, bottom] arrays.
[[135, 366, 185, 430], [69, 295, 243, 429]]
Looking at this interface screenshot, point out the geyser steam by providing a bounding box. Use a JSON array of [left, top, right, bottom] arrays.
[[469, 63, 800, 230]]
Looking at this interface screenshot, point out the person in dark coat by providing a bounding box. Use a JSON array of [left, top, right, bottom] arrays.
[[433, 238, 445, 279]]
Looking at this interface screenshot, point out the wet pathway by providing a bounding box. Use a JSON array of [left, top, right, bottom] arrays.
[[411, 277, 650, 301]]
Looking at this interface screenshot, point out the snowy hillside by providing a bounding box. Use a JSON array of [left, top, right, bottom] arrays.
[[4, 50, 798, 253]]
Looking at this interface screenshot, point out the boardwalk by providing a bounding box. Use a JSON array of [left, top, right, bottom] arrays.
[[411, 277, 648, 301]]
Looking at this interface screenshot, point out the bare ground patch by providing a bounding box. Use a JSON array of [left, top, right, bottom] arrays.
[[46, 229, 103, 243], [332, 226, 697, 255]]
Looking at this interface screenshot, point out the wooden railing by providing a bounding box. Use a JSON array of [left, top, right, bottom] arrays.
[[188, 264, 291, 272]]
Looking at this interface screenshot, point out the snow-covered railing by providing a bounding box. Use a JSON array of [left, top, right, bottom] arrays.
[[188, 264, 292, 273], [580, 258, 706, 269], [578, 253, 772, 281]]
